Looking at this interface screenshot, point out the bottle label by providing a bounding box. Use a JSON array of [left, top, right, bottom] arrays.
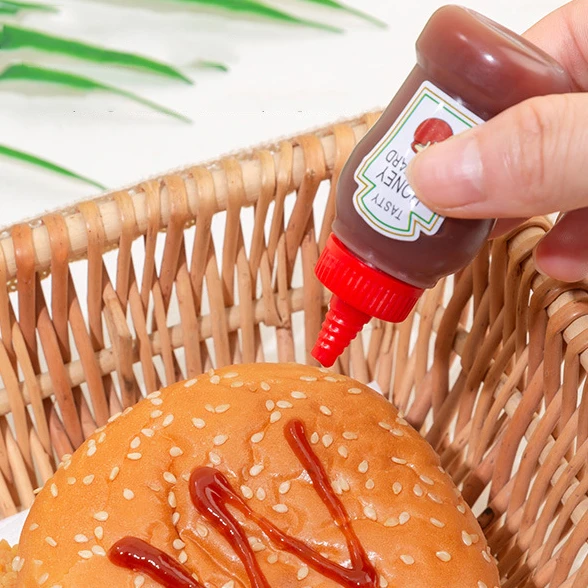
[[353, 81, 483, 242]]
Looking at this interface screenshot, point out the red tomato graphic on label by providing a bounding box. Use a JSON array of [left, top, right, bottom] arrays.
[[411, 118, 454, 153]]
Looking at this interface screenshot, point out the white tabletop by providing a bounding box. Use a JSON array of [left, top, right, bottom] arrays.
[[0, 0, 564, 227]]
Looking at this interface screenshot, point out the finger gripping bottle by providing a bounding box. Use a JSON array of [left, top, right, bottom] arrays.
[[312, 5, 572, 367]]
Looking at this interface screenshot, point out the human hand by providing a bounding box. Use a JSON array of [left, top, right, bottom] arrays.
[[406, 0, 588, 283]]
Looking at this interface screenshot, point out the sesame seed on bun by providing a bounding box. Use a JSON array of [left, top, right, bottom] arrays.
[[15, 363, 499, 588]]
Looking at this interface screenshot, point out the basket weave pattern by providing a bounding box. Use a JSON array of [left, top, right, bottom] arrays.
[[0, 113, 586, 587]]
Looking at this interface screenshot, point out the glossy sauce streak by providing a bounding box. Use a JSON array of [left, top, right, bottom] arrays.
[[109, 537, 202, 588], [109, 419, 378, 588]]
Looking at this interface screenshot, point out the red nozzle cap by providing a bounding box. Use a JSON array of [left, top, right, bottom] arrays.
[[312, 296, 371, 367], [312, 234, 424, 367]]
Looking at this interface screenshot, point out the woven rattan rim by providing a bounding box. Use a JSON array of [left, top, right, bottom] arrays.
[[0, 112, 586, 586]]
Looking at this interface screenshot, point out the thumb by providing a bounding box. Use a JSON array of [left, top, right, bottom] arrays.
[[406, 93, 588, 218]]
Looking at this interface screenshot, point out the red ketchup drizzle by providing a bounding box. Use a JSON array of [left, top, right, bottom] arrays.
[[109, 419, 379, 588], [109, 537, 202, 588]]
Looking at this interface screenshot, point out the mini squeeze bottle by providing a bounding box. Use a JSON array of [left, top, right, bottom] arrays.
[[312, 5, 572, 367]]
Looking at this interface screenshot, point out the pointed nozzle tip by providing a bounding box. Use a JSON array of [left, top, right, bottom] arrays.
[[311, 341, 338, 368], [311, 296, 371, 368]]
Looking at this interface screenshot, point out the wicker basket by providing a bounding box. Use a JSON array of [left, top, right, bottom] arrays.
[[0, 113, 586, 587]]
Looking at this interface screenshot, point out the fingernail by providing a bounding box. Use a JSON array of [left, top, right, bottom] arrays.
[[535, 237, 588, 283], [533, 248, 550, 278], [406, 134, 485, 211]]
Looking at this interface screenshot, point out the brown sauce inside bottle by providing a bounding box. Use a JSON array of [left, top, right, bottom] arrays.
[[333, 5, 572, 289]]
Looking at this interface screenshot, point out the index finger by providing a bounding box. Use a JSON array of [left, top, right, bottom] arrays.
[[523, 0, 588, 91]]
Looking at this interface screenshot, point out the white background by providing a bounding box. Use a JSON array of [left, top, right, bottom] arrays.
[[0, 0, 565, 227]]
